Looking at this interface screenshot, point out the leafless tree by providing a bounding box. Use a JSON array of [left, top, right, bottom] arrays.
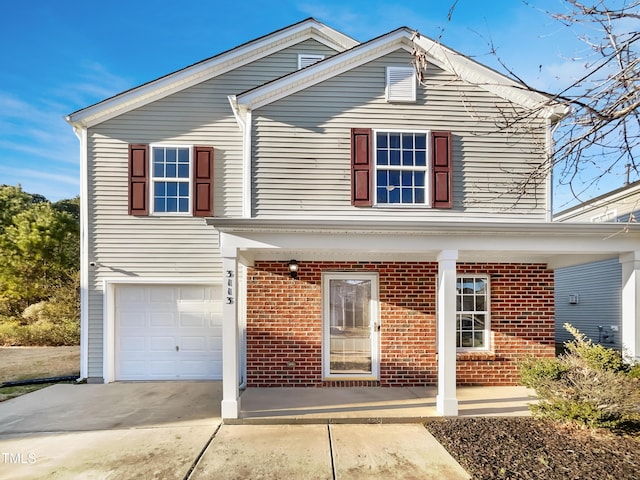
[[419, 1, 640, 207], [500, 1, 639, 204]]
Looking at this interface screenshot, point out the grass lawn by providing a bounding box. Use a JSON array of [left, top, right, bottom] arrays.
[[0, 346, 80, 401]]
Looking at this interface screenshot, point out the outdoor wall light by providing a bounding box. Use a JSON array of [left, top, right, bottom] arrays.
[[288, 259, 299, 279]]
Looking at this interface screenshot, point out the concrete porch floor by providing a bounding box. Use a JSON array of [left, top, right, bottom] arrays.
[[231, 386, 538, 424]]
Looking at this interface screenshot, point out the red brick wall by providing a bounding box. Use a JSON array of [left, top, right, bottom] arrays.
[[246, 261, 554, 387]]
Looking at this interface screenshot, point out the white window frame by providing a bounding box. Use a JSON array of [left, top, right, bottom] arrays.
[[386, 66, 416, 102], [149, 144, 192, 216], [298, 53, 325, 70], [456, 275, 491, 351], [373, 129, 431, 207], [322, 272, 380, 381], [590, 210, 617, 223]]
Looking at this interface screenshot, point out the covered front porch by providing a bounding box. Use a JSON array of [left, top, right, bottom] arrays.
[[209, 218, 640, 420], [230, 386, 537, 424]]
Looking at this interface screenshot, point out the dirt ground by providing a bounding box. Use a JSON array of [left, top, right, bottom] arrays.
[[0, 346, 80, 400], [0, 346, 80, 383], [427, 417, 640, 480]]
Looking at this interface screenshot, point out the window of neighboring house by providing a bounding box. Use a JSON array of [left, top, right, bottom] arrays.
[[590, 210, 617, 223], [386, 66, 416, 102], [456, 275, 490, 349], [298, 54, 325, 69], [375, 131, 428, 205], [151, 145, 191, 214]]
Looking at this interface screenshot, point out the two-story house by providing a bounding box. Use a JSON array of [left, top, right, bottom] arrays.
[[554, 180, 640, 351], [66, 19, 640, 419]]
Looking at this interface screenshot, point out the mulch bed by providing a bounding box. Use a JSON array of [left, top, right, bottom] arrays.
[[426, 417, 640, 480]]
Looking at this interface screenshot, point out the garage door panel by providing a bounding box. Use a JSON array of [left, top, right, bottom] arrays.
[[149, 360, 178, 376], [120, 336, 146, 352], [150, 336, 178, 352], [179, 312, 206, 327], [149, 286, 177, 302], [180, 336, 207, 353], [179, 360, 212, 377], [115, 284, 222, 381], [149, 312, 176, 328], [119, 360, 146, 376]]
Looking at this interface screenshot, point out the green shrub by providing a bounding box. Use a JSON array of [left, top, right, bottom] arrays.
[[520, 323, 640, 430], [0, 316, 79, 346], [520, 356, 568, 388]]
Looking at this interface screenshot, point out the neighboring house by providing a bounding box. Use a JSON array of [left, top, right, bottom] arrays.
[[554, 181, 640, 351], [66, 19, 640, 419]]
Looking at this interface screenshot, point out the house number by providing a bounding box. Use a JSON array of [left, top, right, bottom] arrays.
[[226, 270, 234, 304]]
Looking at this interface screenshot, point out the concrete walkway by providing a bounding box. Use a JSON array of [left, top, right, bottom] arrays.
[[0, 382, 541, 479]]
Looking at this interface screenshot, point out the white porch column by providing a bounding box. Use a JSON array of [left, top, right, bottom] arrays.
[[620, 252, 640, 362], [221, 254, 241, 419], [437, 249, 458, 416]]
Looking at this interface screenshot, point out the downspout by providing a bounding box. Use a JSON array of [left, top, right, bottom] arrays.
[[243, 109, 252, 219], [227, 95, 252, 218], [545, 105, 570, 221], [226, 96, 249, 388], [72, 124, 89, 381]]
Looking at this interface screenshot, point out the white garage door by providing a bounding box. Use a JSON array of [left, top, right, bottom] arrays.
[[115, 284, 222, 380]]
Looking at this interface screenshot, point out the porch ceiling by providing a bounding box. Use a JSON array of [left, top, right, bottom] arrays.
[[207, 218, 640, 269]]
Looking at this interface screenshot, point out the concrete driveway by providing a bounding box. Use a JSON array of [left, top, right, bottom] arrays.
[[0, 382, 469, 479]]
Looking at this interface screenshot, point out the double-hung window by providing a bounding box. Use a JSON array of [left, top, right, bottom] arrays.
[[456, 276, 490, 349], [151, 145, 191, 214], [375, 131, 428, 205]]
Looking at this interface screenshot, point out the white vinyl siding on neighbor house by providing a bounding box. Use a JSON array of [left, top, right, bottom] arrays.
[[555, 258, 622, 350], [250, 49, 548, 220], [84, 39, 340, 379]]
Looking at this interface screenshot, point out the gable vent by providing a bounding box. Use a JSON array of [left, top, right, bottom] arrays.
[[386, 66, 416, 102], [298, 54, 325, 70]]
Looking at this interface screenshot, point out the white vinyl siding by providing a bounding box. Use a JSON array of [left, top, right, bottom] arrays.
[[85, 39, 340, 378], [555, 258, 622, 350], [251, 49, 548, 220]]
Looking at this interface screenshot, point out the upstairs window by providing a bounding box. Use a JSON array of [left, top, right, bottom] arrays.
[[152, 146, 191, 214], [456, 276, 490, 350], [375, 131, 427, 205], [128, 144, 214, 217], [298, 54, 325, 69], [386, 66, 416, 102], [350, 129, 452, 209]]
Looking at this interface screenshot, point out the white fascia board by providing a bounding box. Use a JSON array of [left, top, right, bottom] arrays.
[[66, 20, 358, 129], [237, 29, 412, 112], [411, 34, 560, 113]]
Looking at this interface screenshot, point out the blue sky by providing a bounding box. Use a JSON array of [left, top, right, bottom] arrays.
[[0, 0, 626, 208]]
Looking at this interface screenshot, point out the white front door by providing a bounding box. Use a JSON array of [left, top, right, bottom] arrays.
[[323, 273, 379, 380]]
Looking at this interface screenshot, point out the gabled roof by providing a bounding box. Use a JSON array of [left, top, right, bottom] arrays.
[[66, 18, 358, 129], [233, 27, 567, 120], [554, 179, 640, 222]]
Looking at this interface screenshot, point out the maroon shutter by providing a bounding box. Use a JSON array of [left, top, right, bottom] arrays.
[[351, 128, 373, 206], [192, 146, 214, 217], [129, 144, 149, 215], [431, 131, 453, 209]]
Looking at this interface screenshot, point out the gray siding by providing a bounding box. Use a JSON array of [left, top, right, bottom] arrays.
[[555, 258, 622, 349], [251, 49, 548, 220], [85, 39, 339, 378]]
